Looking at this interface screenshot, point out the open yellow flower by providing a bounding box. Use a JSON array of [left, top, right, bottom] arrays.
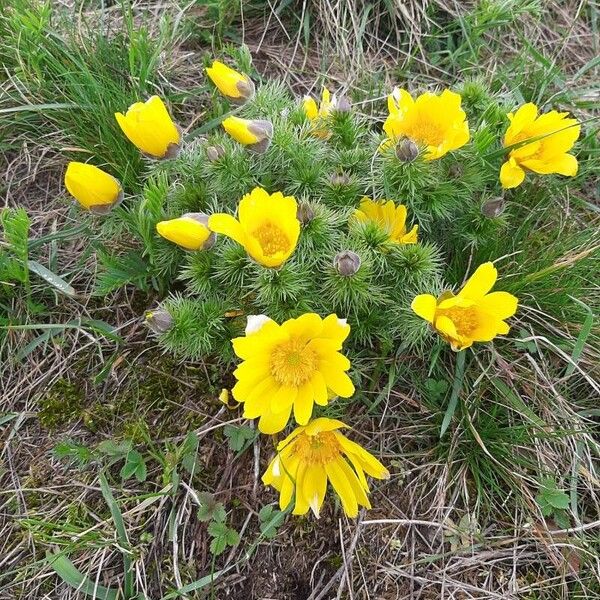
[[156, 213, 214, 250], [222, 116, 273, 153], [411, 262, 518, 351], [206, 60, 255, 103], [302, 87, 344, 138], [64, 162, 123, 214], [208, 187, 299, 268], [500, 103, 580, 189], [354, 197, 418, 244], [262, 417, 389, 517], [115, 96, 181, 159], [230, 314, 355, 434], [382, 88, 469, 160]]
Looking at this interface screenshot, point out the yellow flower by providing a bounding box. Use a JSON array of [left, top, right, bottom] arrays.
[[354, 197, 418, 244], [262, 417, 389, 517], [411, 262, 518, 351], [64, 162, 123, 214], [156, 213, 214, 251], [115, 96, 181, 159], [230, 313, 355, 434], [221, 116, 272, 153], [382, 88, 469, 160], [302, 87, 340, 138], [499, 103, 580, 189], [208, 187, 299, 268], [205, 60, 254, 103]]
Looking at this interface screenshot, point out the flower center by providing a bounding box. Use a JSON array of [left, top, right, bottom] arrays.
[[405, 120, 446, 147], [438, 305, 479, 336], [252, 222, 290, 257], [293, 431, 341, 465], [270, 339, 317, 387]]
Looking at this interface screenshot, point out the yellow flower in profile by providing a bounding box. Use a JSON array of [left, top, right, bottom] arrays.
[[205, 60, 255, 104], [230, 314, 355, 434], [382, 88, 469, 160], [156, 213, 215, 251], [500, 103, 580, 189], [411, 262, 518, 351], [64, 162, 123, 214], [115, 96, 181, 159], [302, 87, 342, 138], [262, 417, 389, 517], [354, 197, 418, 244], [221, 116, 273, 153], [208, 187, 299, 268]]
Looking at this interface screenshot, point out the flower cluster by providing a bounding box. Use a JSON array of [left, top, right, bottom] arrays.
[[60, 55, 584, 518]]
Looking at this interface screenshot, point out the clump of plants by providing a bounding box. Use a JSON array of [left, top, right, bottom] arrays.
[[61, 50, 592, 519]]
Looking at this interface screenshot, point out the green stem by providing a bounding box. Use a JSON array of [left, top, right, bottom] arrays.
[[440, 349, 467, 438]]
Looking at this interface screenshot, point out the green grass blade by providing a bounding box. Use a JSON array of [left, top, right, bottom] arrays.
[[564, 298, 594, 377], [440, 350, 467, 438], [46, 551, 119, 600], [27, 260, 76, 297], [99, 473, 134, 599]]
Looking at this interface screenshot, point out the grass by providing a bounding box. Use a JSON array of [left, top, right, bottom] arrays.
[[1, 0, 599, 598]]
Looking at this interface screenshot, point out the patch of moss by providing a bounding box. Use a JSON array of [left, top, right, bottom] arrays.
[[38, 379, 84, 430]]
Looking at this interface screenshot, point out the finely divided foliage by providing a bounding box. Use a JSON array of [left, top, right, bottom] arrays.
[[61, 56, 589, 518]]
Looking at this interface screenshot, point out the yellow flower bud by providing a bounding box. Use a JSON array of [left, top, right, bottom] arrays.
[[156, 213, 215, 250], [205, 60, 255, 104], [115, 96, 181, 159], [221, 116, 272, 154], [64, 162, 123, 214]]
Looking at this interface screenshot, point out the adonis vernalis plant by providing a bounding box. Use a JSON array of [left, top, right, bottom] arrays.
[[61, 50, 590, 519]]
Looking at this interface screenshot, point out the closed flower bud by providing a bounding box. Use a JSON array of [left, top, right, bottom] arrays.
[[297, 202, 315, 224], [156, 212, 215, 250], [222, 116, 273, 154], [329, 172, 351, 186], [335, 95, 352, 113], [334, 250, 361, 276], [448, 163, 463, 178], [64, 162, 123, 214], [206, 144, 225, 162], [205, 60, 255, 104], [481, 196, 506, 218], [115, 96, 181, 160], [395, 138, 419, 163], [145, 309, 173, 334]]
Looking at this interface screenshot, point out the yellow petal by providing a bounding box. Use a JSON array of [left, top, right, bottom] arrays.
[[206, 60, 250, 99], [156, 217, 211, 250], [115, 96, 179, 158], [222, 116, 259, 145], [504, 102, 538, 145], [64, 162, 121, 210], [411, 294, 437, 323], [459, 262, 497, 300], [478, 291, 518, 320], [303, 463, 328, 518], [293, 383, 314, 425], [303, 96, 319, 121], [500, 158, 526, 189], [258, 402, 293, 434], [320, 364, 355, 398], [325, 458, 358, 517], [520, 153, 578, 176], [208, 213, 246, 246]]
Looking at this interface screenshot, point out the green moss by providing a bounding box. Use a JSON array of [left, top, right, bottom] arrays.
[[38, 379, 85, 430]]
